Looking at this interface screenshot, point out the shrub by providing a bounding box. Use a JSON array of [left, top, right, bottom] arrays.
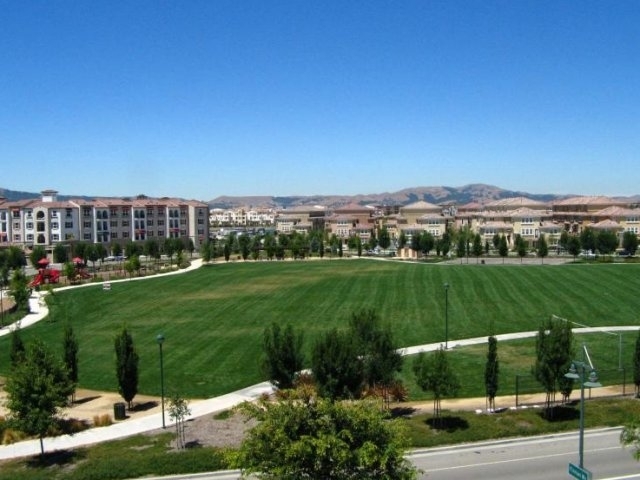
[[93, 414, 113, 427]]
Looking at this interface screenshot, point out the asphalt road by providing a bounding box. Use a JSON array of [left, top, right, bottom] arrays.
[[130, 428, 640, 480], [411, 428, 640, 480]]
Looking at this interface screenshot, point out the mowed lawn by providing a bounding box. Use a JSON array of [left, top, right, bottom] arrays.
[[2, 260, 639, 399]]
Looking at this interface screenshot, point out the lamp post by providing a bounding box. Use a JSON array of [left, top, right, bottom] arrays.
[[565, 357, 602, 470], [157, 334, 166, 429], [443, 282, 449, 349]]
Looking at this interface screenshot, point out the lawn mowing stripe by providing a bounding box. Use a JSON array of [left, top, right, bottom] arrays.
[[3, 260, 640, 399]]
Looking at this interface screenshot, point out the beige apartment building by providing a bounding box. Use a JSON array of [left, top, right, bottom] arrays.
[[0, 190, 209, 253]]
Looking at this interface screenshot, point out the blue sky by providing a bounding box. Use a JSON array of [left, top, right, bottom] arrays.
[[2, 1, 639, 201]]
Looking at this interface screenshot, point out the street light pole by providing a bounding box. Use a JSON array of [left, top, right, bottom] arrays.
[[565, 349, 602, 470], [157, 334, 166, 429], [444, 282, 449, 349]]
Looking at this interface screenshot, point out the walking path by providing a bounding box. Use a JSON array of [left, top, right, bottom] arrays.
[[0, 258, 638, 460]]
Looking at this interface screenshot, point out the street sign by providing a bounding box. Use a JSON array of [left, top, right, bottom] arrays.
[[568, 463, 592, 480]]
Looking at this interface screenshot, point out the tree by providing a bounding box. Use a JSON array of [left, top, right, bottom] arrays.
[[9, 269, 30, 314], [115, 327, 139, 410], [634, 329, 640, 398], [349, 309, 403, 406], [580, 227, 596, 255], [163, 238, 177, 265], [532, 317, 573, 413], [537, 234, 549, 264], [623, 231, 639, 256], [485, 336, 499, 412], [63, 323, 79, 403], [398, 230, 407, 249], [456, 234, 466, 263], [0, 265, 9, 327], [168, 393, 191, 450], [559, 230, 570, 253], [53, 243, 68, 264], [238, 389, 417, 480], [498, 235, 509, 263], [5, 339, 73, 455], [596, 229, 619, 255], [261, 323, 305, 390], [516, 234, 527, 263], [472, 233, 483, 263], [311, 328, 363, 401], [567, 235, 581, 259], [419, 231, 435, 257], [621, 420, 640, 461], [10, 328, 25, 367], [29, 245, 47, 268], [378, 226, 391, 250], [413, 347, 460, 423]]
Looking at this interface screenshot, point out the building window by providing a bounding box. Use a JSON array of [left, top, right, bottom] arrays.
[[26, 234, 34, 242], [83, 221, 92, 228], [51, 222, 59, 229], [111, 232, 118, 239], [65, 222, 73, 229], [83, 207, 92, 217], [83, 233, 91, 240], [37, 222, 45, 232], [13, 222, 20, 230], [110, 220, 118, 228], [147, 220, 154, 226], [52, 234, 60, 241], [66, 208, 73, 218], [13, 234, 20, 241], [26, 222, 33, 229], [110, 208, 118, 216], [122, 221, 129, 227], [122, 231, 129, 238], [147, 208, 154, 216], [158, 219, 165, 226]]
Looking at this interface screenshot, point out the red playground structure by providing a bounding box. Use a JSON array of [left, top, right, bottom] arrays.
[[29, 258, 61, 288]]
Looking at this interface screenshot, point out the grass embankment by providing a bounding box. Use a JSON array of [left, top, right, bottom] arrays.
[[1, 397, 638, 479], [1, 261, 639, 398]]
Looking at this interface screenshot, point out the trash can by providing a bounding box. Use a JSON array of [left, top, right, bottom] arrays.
[[114, 402, 126, 420]]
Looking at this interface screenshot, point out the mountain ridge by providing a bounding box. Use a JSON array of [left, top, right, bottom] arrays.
[[2, 185, 638, 210]]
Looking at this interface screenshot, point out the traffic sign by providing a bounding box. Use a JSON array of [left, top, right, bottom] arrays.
[[568, 463, 592, 480]]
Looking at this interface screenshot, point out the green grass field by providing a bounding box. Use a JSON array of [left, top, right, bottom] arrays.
[[2, 259, 639, 398]]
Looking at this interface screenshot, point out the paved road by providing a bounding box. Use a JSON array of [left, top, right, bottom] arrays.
[[126, 429, 640, 480]]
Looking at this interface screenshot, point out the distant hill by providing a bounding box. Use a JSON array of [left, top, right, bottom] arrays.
[[209, 184, 566, 209], [2, 185, 638, 210]]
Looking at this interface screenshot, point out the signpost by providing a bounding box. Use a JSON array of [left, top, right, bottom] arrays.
[[569, 462, 592, 480]]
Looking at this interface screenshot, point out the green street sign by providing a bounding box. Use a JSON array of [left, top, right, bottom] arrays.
[[568, 463, 592, 480]]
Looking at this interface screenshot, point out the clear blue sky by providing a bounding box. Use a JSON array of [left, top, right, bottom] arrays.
[[2, 1, 639, 201]]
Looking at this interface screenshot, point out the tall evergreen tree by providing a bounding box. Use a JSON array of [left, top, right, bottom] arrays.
[[485, 336, 499, 411], [63, 323, 79, 403], [538, 234, 549, 264], [115, 327, 139, 410]]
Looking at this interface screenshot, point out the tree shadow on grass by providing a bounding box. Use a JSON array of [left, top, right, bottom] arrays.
[[390, 406, 417, 418], [26, 449, 86, 468], [539, 404, 579, 422], [426, 416, 470, 432]]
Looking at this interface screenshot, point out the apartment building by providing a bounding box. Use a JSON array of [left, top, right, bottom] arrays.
[[0, 190, 209, 252], [325, 203, 374, 239]]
